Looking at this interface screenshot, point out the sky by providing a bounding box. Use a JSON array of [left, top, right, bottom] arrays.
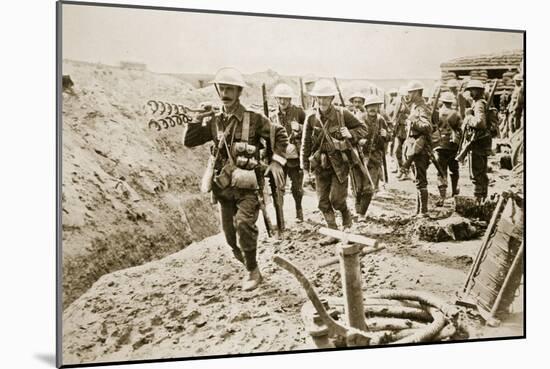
[[62, 4, 524, 79]]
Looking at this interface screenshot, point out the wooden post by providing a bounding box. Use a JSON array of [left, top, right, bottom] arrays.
[[338, 242, 368, 332]]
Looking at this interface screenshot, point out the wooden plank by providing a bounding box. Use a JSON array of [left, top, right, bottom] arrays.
[[318, 227, 378, 247]]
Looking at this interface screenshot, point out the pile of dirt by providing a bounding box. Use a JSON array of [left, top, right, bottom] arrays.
[[61, 61, 221, 309]]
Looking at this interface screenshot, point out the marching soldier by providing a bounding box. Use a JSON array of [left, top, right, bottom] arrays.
[[508, 74, 524, 133], [462, 79, 492, 204], [354, 94, 389, 218], [183, 67, 289, 291], [270, 83, 307, 221], [399, 81, 433, 217], [433, 92, 462, 206], [301, 79, 368, 243], [392, 87, 411, 175]]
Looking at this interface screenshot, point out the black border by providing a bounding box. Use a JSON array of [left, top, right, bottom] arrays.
[[56, 1, 527, 368]]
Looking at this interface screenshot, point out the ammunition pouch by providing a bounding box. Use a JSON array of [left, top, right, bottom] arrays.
[[214, 162, 236, 189], [331, 138, 350, 151], [231, 168, 259, 190], [309, 150, 321, 171]]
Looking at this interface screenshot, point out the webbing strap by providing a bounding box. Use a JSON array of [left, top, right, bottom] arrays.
[[241, 112, 250, 144]]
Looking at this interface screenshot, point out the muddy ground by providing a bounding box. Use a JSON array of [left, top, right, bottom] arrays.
[[62, 156, 524, 366]]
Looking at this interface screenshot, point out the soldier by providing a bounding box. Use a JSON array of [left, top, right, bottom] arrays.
[[508, 74, 524, 133], [301, 79, 368, 243], [354, 94, 389, 219], [302, 74, 318, 109], [392, 87, 411, 175], [433, 92, 462, 206], [462, 79, 492, 204], [183, 67, 289, 291], [399, 81, 433, 217], [270, 83, 307, 221], [348, 92, 367, 117]]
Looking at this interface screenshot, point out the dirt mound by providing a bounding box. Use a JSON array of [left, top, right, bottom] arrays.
[[61, 61, 221, 309]]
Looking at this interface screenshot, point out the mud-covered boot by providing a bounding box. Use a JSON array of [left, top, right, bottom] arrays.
[[295, 198, 304, 222], [242, 267, 262, 291], [296, 208, 304, 222], [320, 211, 339, 245], [419, 188, 429, 218], [436, 186, 446, 207], [451, 176, 460, 197], [341, 208, 353, 229]]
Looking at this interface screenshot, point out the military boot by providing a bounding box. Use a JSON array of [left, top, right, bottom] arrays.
[[242, 267, 263, 291], [419, 189, 429, 218], [451, 176, 460, 197], [295, 199, 304, 222], [436, 186, 446, 207], [341, 208, 353, 229], [320, 211, 339, 245]]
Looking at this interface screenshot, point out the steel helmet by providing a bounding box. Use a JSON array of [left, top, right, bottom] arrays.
[[348, 91, 366, 103], [447, 79, 459, 88], [440, 92, 455, 104], [464, 79, 484, 90], [513, 74, 523, 81], [365, 94, 384, 106], [208, 67, 246, 88], [272, 83, 295, 98], [303, 74, 318, 84], [309, 79, 338, 97], [406, 80, 424, 92]]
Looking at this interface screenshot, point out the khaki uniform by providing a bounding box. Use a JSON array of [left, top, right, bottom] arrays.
[[184, 103, 288, 270], [301, 106, 368, 228], [433, 106, 462, 196], [464, 99, 492, 199], [354, 113, 388, 216], [508, 85, 524, 133], [270, 104, 306, 213]]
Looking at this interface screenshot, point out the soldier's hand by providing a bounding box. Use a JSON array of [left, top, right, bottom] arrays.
[[291, 121, 300, 132], [194, 110, 215, 124], [265, 161, 286, 189], [358, 138, 367, 146], [380, 128, 387, 137], [340, 127, 352, 139]]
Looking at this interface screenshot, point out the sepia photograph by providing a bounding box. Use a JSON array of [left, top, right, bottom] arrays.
[[57, 1, 525, 367]]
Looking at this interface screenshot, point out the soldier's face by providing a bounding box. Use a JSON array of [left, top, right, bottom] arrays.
[[469, 88, 483, 100], [276, 97, 291, 110], [407, 90, 421, 101], [217, 84, 242, 107], [305, 82, 315, 92], [352, 98, 365, 110], [366, 104, 379, 116], [317, 96, 334, 112]]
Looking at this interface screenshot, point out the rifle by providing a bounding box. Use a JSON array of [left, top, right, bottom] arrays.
[[333, 78, 374, 187], [299, 77, 306, 110], [455, 80, 498, 162], [333, 77, 346, 107], [430, 85, 442, 129], [262, 83, 285, 235]]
